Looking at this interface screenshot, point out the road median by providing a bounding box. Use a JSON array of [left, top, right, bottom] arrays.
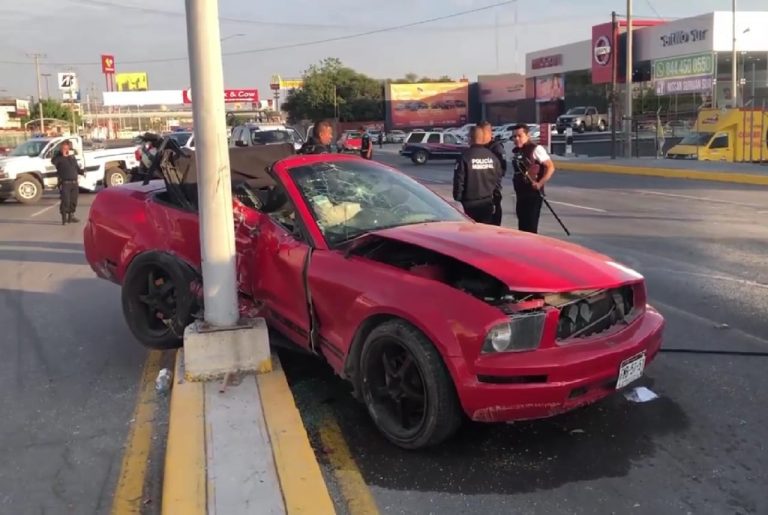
[[162, 349, 335, 514], [554, 159, 768, 186]]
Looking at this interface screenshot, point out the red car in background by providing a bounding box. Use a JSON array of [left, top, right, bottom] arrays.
[[337, 130, 362, 153], [83, 142, 664, 449]]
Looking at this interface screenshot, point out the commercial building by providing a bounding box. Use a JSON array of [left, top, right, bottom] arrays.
[[481, 10, 768, 125]]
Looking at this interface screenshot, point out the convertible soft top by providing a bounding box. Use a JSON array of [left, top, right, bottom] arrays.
[[152, 140, 295, 210]]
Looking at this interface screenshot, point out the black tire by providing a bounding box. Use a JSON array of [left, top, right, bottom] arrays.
[[598, 120, 607, 132], [14, 175, 43, 204], [105, 166, 127, 188], [121, 252, 201, 350], [411, 150, 428, 165], [578, 122, 586, 133], [359, 319, 462, 449]]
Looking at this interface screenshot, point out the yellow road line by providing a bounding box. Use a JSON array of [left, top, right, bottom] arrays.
[[110, 350, 162, 514], [162, 350, 206, 515], [318, 418, 380, 515], [555, 160, 768, 186], [258, 356, 337, 515]]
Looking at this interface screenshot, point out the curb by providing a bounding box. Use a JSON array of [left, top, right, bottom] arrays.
[[554, 160, 768, 186], [162, 350, 335, 515]]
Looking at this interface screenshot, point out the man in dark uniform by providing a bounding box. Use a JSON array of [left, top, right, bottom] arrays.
[[478, 121, 507, 225], [359, 126, 373, 160], [510, 123, 556, 233], [51, 140, 84, 225], [298, 119, 334, 154], [453, 126, 503, 224]]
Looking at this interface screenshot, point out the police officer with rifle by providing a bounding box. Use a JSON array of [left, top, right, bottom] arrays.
[[510, 123, 563, 234]]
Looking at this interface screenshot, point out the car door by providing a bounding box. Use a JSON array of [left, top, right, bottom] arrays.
[[706, 132, 732, 161]]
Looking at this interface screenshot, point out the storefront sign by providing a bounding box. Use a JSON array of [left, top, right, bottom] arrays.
[[660, 29, 708, 48], [531, 54, 562, 70], [591, 22, 616, 84], [183, 88, 260, 104], [653, 53, 714, 80], [654, 74, 713, 95]]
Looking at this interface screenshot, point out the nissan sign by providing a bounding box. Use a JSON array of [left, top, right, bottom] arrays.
[[594, 35, 611, 66], [183, 88, 259, 104]]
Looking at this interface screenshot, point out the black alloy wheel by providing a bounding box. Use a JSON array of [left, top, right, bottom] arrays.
[[121, 253, 199, 349], [359, 320, 462, 449]]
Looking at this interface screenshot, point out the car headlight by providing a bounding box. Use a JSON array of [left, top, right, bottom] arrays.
[[483, 311, 547, 353]]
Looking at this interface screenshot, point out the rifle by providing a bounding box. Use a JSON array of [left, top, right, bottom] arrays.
[[511, 152, 571, 236]]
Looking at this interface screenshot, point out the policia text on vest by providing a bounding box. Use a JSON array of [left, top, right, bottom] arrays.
[[452, 144, 503, 225]]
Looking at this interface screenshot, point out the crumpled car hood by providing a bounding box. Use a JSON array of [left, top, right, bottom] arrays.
[[371, 222, 643, 292]]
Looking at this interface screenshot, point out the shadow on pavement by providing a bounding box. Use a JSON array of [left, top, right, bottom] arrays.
[[279, 348, 689, 496]]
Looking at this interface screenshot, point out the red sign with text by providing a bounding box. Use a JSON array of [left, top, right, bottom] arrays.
[[183, 89, 259, 104], [591, 23, 615, 84], [101, 54, 116, 74]]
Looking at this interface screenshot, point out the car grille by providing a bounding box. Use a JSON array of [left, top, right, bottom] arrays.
[[556, 286, 635, 341]]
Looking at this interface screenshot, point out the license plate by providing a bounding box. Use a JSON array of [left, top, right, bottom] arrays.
[[616, 352, 646, 390]]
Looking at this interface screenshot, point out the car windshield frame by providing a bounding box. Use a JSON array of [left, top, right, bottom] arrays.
[[566, 108, 587, 115], [679, 132, 713, 146], [10, 140, 50, 157], [250, 129, 294, 145], [287, 159, 466, 248]]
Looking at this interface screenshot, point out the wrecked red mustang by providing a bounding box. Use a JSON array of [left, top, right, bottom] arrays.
[[84, 142, 664, 449]]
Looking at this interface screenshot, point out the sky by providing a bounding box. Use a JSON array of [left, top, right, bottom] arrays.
[[0, 0, 766, 102]]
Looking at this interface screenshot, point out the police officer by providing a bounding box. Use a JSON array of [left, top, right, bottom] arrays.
[[298, 119, 334, 154], [510, 123, 555, 233], [51, 140, 84, 225], [453, 126, 503, 224], [359, 126, 373, 160], [478, 121, 507, 225]]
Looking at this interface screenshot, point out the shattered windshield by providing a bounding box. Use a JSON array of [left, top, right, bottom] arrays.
[[290, 160, 464, 246]]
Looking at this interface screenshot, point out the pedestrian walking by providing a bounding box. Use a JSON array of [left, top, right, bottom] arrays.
[[478, 121, 507, 225], [377, 131, 384, 148], [298, 119, 334, 154], [51, 140, 84, 225], [453, 126, 503, 224], [510, 123, 556, 233], [360, 127, 373, 160]]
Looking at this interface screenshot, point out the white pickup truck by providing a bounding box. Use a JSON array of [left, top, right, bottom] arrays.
[[0, 136, 139, 204]]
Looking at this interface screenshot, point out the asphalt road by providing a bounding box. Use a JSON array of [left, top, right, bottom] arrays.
[[0, 192, 163, 514], [282, 149, 768, 515]]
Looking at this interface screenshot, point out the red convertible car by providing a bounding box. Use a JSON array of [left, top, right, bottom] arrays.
[[84, 141, 664, 449]]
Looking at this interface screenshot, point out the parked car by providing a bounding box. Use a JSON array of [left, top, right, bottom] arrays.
[[386, 130, 407, 144], [83, 143, 665, 450], [0, 136, 138, 204], [556, 106, 609, 133], [337, 130, 363, 153], [230, 124, 304, 152], [399, 131, 468, 165]]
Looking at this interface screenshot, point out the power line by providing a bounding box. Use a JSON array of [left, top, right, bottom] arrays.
[[2, 0, 520, 67], [643, 0, 663, 19]]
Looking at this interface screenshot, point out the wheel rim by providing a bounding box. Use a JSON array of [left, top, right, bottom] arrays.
[[416, 152, 426, 163], [110, 172, 125, 186], [18, 181, 38, 199], [131, 265, 178, 336], [364, 338, 427, 440]]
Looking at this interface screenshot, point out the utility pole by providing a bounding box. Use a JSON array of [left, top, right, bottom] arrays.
[[41, 73, 51, 99], [624, 0, 633, 158], [184, 0, 239, 328], [732, 0, 738, 107], [611, 10, 618, 160], [27, 53, 46, 135]]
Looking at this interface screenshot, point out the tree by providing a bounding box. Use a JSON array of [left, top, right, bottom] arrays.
[[389, 74, 455, 83], [281, 58, 384, 124], [23, 99, 81, 127]]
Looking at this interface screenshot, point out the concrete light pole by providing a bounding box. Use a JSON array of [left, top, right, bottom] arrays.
[[732, 0, 738, 107], [184, 0, 239, 328], [624, 0, 633, 158], [27, 53, 46, 134]]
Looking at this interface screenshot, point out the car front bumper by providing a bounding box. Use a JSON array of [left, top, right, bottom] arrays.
[[0, 178, 14, 196], [453, 307, 665, 422]]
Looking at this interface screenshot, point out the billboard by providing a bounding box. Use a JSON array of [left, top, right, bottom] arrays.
[[15, 99, 29, 117], [183, 88, 259, 104], [535, 75, 564, 102], [387, 82, 469, 128], [101, 54, 115, 74], [103, 90, 184, 106], [478, 73, 526, 103], [270, 75, 304, 91], [116, 72, 149, 91]]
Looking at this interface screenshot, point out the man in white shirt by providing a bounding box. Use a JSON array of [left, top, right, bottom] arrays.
[[510, 123, 556, 233]]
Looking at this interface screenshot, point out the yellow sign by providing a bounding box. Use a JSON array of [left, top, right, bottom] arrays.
[[116, 72, 149, 92], [270, 75, 304, 90]]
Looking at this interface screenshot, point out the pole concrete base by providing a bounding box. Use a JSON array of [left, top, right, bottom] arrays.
[[183, 318, 272, 381]]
